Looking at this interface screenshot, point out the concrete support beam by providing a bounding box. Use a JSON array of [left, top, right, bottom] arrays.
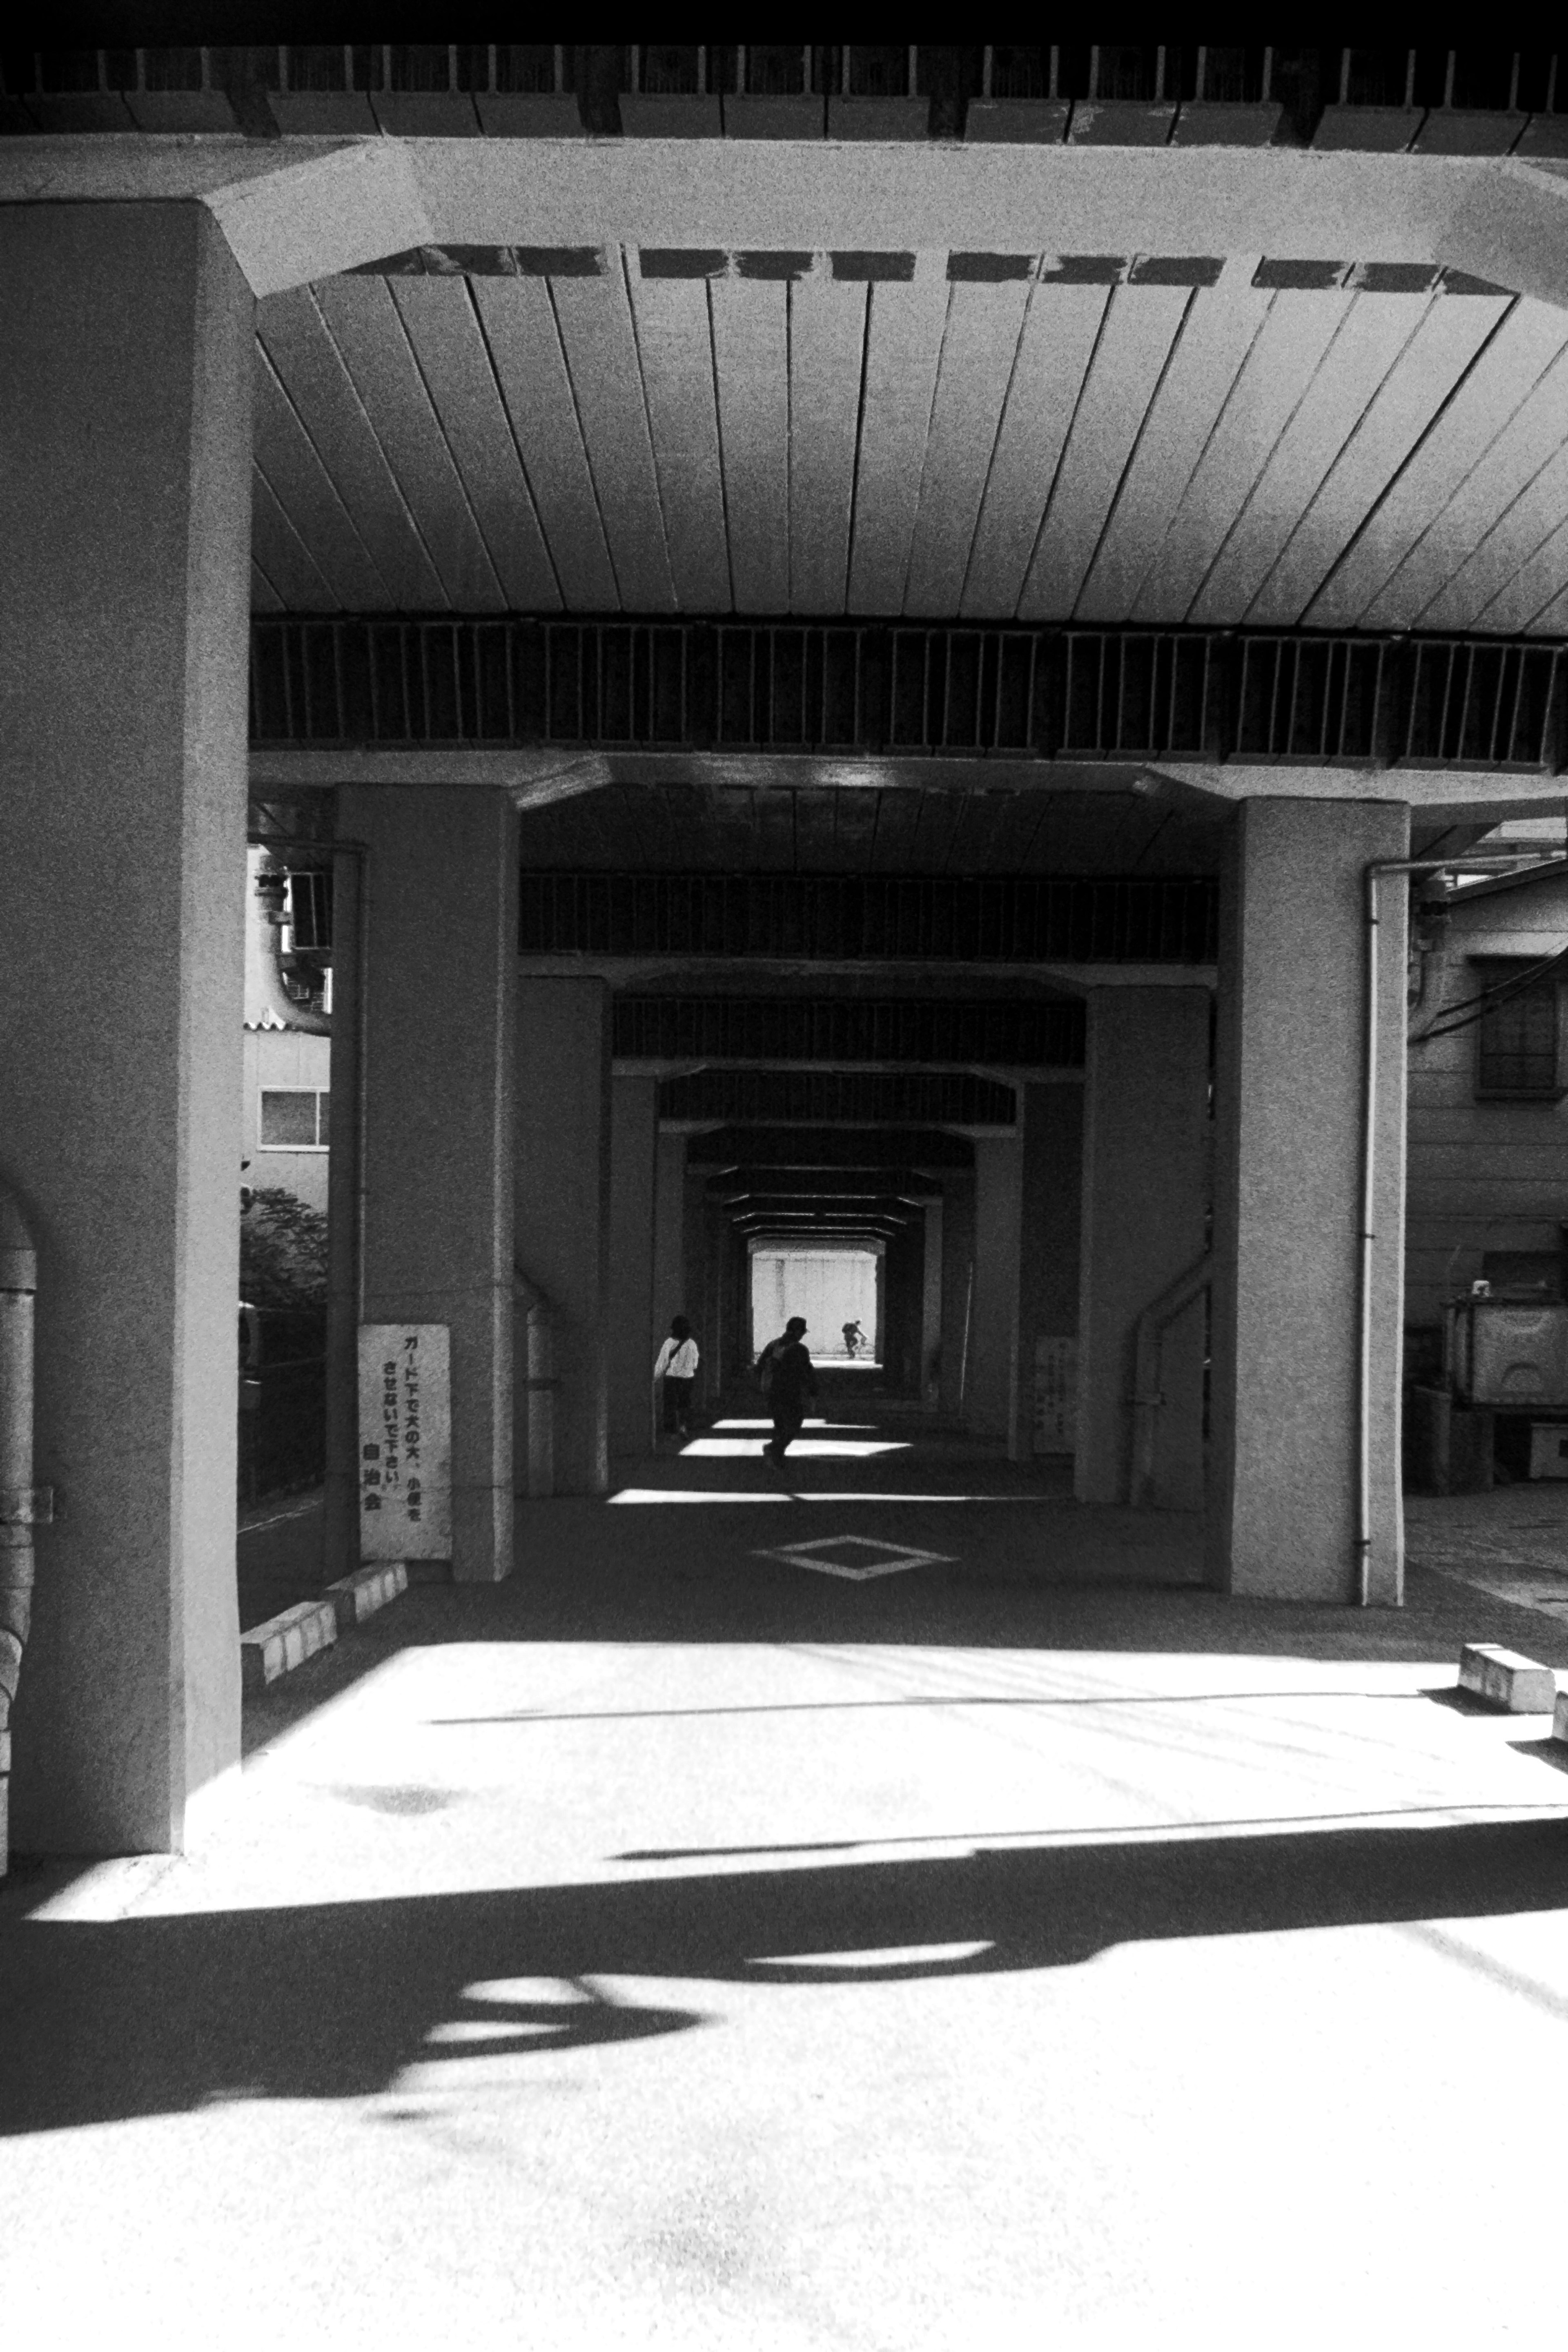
[[1017, 1081, 1084, 1466], [517, 977, 611, 1496], [341, 787, 517, 1583], [1, 204, 252, 1853], [608, 1076, 659, 1460], [1209, 798, 1410, 1603], [968, 1139, 1024, 1441], [1076, 995, 1210, 1508]]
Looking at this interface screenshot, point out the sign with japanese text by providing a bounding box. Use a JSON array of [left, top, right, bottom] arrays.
[[357, 1323, 452, 1560]]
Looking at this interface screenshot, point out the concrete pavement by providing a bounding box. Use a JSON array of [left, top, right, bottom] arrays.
[[7, 1414, 1568, 2348]]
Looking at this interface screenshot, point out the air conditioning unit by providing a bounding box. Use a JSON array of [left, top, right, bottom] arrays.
[[1448, 1301, 1568, 1409]]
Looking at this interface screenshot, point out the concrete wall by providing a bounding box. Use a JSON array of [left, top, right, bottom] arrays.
[[516, 977, 611, 1496], [2, 205, 253, 1852], [1405, 868, 1568, 1330]]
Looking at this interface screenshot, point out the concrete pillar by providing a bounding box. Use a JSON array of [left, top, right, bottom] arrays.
[[968, 1137, 1023, 1440], [683, 1167, 710, 1408], [608, 1076, 659, 1459], [339, 787, 517, 1583], [1209, 798, 1410, 1603], [516, 978, 610, 1496], [1, 206, 253, 1853], [1016, 1081, 1084, 1465], [1076, 996, 1210, 1508], [940, 1173, 975, 1419], [920, 1196, 944, 1406], [653, 1131, 688, 1345], [324, 844, 362, 1582]]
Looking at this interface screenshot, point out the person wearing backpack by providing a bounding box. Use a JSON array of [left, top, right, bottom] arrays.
[[755, 1315, 817, 1470]]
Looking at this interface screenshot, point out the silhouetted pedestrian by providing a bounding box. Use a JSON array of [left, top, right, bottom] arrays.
[[756, 1316, 817, 1470]]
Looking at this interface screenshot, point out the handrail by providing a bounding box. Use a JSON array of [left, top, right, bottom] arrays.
[[1130, 1252, 1212, 1510]]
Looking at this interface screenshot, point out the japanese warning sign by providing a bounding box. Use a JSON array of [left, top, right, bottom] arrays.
[[357, 1323, 452, 1561]]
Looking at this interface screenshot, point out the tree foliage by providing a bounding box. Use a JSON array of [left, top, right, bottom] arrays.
[[240, 1186, 328, 1308]]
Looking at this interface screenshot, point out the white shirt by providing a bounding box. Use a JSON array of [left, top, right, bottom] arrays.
[[654, 1337, 699, 1379]]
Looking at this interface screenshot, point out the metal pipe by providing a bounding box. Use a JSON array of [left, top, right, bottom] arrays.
[[0, 1184, 50, 1879], [1357, 850, 1567, 1604]]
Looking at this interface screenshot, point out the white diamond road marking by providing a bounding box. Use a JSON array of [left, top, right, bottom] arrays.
[[751, 1532, 956, 1582]]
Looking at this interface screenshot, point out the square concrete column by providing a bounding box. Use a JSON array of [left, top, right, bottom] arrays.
[[653, 1130, 689, 1338], [608, 1076, 659, 1459], [1209, 798, 1410, 1602], [0, 207, 253, 1853], [967, 1137, 1024, 1440], [1016, 1080, 1085, 1466], [1076, 995, 1210, 1507], [920, 1198, 944, 1407], [339, 787, 518, 1583], [940, 1173, 975, 1419], [683, 1169, 712, 1407], [517, 977, 611, 1496]]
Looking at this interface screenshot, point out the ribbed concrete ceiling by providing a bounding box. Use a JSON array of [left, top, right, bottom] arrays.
[[253, 256, 1568, 635]]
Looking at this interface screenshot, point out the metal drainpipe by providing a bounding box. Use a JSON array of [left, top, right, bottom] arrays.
[[1357, 850, 1568, 1604], [0, 1186, 52, 1878]]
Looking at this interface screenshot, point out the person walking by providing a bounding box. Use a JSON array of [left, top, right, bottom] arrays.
[[756, 1315, 817, 1472], [653, 1314, 700, 1441]]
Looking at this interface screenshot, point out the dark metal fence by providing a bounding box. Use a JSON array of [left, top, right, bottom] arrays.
[[250, 618, 1568, 773]]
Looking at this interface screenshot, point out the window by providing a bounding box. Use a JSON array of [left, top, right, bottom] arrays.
[[1474, 962, 1564, 1099], [260, 1089, 330, 1149]]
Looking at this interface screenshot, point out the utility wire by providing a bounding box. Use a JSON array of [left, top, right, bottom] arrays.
[[1410, 941, 1568, 1045]]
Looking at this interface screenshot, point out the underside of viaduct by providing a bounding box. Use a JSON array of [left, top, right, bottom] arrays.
[[6, 54, 1568, 1858]]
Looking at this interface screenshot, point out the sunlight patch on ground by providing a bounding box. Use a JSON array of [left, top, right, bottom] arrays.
[[751, 1941, 993, 1969], [680, 1438, 909, 1458], [712, 1419, 877, 1432], [608, 1489, 988, 1503]]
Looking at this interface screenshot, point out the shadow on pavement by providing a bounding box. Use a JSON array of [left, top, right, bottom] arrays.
[[4, 1813, 1568, 2138]]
